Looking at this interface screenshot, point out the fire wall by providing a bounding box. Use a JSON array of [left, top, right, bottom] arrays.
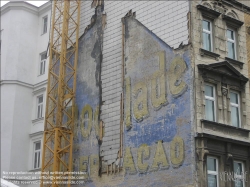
[[73, 6, 195, 187]]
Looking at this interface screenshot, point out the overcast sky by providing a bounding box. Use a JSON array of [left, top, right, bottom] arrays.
[[1, 1, 49, 7]]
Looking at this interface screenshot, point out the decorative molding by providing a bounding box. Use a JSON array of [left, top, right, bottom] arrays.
[[201, 119, 250, 138], [196, 132, 250, 146], [31, 117, 44, 124], [198, 61, 248, 84], [38, 1, 51, 16], [1, 2, 38, 16], [225, 57, 244, 69], [0, 80, 33, 89], [29, 131, 44, 138], [222, 14, 244, 29], [33, 87, 46, 95], [200, 48, 220, 60], [197, 4, 221, 20], [221, 86, 228, 96]]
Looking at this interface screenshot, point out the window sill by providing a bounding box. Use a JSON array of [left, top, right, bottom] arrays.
[[197, 4, 221, 20], [200, 48, 220, 60], [29, 168, 41, 172], [41, 32, 47, 36], [201, 119, 249, 138], [225, 57, 244, 69], [37, 73, 45, 77], [222, 14, 244, 29], [32, 117, 44, 124]]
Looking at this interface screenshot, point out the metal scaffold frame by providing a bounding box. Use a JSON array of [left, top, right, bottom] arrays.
[[41, 1, 80, 187]]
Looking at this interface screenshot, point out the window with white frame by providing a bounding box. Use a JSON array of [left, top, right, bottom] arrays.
[[42, 16, 48, 34], [205, 84, 216, 121], [227, 29, 236, 60], [40, 52, 46, 75], [33, 141, 41, 169], [207, 157, 219, 187], [203, 20, 213, 51], [230, 92, 240, 127], [37, 95, 43, 119], [234, 161, 245, 187]]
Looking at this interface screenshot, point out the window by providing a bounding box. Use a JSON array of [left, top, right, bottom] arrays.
[[40, 52, 46, 75], [234, 161, 245, 187], [207, 157, 219, 187], [33, 141, 41, 169], [205, 85, 216, 121], [42, 16, 48, 34], [203, 20, 212, 51], [230, 92, 240, 127], [37, 95, 43, 119], [227, 29, 236, 60]]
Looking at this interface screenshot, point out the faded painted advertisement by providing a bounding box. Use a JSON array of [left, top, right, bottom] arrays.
[[73, 9, 194, 187], [73, 7, 103, 181], [122, 16, 194, 186]]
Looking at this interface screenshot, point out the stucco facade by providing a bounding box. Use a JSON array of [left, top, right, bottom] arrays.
[[1, 0, 51, 178]]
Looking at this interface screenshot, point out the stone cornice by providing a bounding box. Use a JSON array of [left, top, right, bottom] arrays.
[[0, 79, 48, 89], [197, 4, 221, 20], [196, 132, 250, 146], [38, 1, 51, 16], [1, 2, 39, 16], [222, 0, 250, 14], [0, 80, 33, 89], [1, 1, 51, 16]]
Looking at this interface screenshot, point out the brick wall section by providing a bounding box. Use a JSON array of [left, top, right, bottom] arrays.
[[98, 0, 189, 165]]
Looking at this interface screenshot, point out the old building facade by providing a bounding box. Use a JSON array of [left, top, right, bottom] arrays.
[[191, 1, 250, 187], [1, 1, 250, 187]]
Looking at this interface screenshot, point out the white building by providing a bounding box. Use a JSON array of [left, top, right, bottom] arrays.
[[1, 1, 51, 175]]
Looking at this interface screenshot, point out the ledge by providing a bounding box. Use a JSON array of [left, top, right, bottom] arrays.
[[196, 133, 250, 146], [197, 4, 221, 20], [200, 48, 220, 59], [201, 119, 250, 139], [225, 57, 244, 69], [222, 14, 244, 29], [32, 117, 44, 124]]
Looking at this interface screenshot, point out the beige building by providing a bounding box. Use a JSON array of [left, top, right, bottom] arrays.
[[191, 1, 250, 187]]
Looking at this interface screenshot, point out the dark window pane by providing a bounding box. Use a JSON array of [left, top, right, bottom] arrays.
[[35, 142, 41, 150], [235, 180, 243, 187], [37, 106, 41, 118], [234, 162, 243, 173], [205, 100, 215, 121], [231, 106, 239, 127], [38, 152, 40, 168], [207, 157, 216, 171], [227, 42, 235, 59], [203, 20, 210, 31], [203, 33, 211, 51], [227, 30, 234, 40], [207, 174, 217, 187], [205, 85, 213, 97], [230, 92, 238, 104], [39, 96, 43, 103], [34, 152, 37, 168]]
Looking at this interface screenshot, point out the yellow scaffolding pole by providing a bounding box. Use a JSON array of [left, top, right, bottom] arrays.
[[41, 1, 80, 187]]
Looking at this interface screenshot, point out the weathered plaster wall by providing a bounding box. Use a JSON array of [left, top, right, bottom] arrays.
[[73, 6, 103, 181], [100, 0, 190, 167], [121, 16, 194, 187], [74, 6, 195, 185]]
